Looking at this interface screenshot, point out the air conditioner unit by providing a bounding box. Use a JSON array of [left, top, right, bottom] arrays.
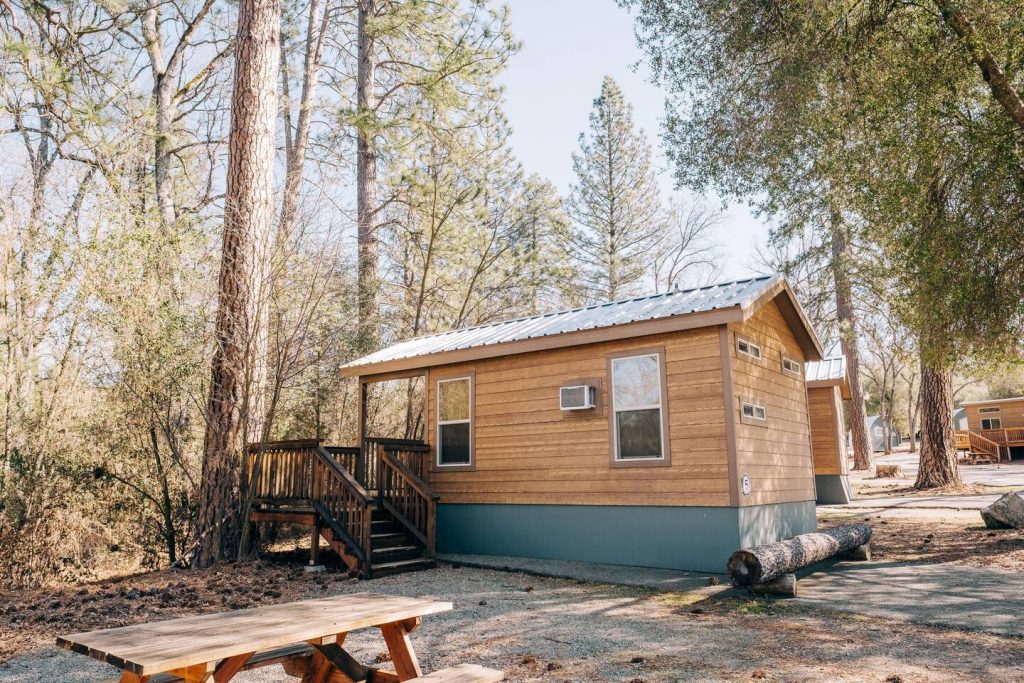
[[560, 385, 596, 411]]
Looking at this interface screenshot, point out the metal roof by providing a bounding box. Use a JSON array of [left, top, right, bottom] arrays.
[[805, 357, 846, 384], [961, 396, 1024, 406], [344, 273, 823, 375]]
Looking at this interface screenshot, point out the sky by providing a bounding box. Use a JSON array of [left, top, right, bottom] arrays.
[[497, 0, 767, 281]]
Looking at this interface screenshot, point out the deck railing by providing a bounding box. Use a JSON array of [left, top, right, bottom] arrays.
[[247, 440, 372, 567], [360, 437, 431, 489], [957, 430, 1003, 461]]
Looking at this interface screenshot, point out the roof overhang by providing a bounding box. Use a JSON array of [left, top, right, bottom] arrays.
[[807, 376, 852, 400], [344, 276, 825, 379]]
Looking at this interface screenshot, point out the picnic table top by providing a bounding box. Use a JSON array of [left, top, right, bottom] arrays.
[[56, 592, 452, 676]]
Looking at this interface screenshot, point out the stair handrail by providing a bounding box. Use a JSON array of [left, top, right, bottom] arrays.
[[960, 429, 1002, 460], [376, 444, 439, 557], [311, 445, 374, 565]]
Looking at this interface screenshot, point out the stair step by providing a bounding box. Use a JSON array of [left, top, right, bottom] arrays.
[[371, 557, 436, 578], [372, 519, 400, 533], [371, 531, 409, 545], [371, 545, 423, 563]]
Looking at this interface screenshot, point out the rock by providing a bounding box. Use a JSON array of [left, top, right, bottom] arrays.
[[980, 492, 1024, 529]]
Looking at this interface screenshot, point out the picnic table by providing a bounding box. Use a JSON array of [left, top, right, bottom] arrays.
[[56, 592, 501, 683]]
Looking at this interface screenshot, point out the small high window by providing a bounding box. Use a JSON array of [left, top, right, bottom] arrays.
[[781, 356, 801, 378], [742, 402, 767, 422], [979, 407, 1001, 414], [610, 352, 666, 461], [737, 337, 762, 360], [437, 377, 472, 466], [981, 417, 1002, 430]]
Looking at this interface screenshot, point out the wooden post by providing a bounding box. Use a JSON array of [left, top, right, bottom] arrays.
[[310, 516, 320, 566], [357, 379, 368, 485]]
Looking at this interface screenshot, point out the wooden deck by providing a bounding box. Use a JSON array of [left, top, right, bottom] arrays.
[[246, 439, 438, 578], [955, 428, 1022, 464]]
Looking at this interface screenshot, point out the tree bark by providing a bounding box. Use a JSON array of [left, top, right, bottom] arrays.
[[727, 523, 872, 586], [278, 0, 328, 240], [914, 358, 962, 488], [355, 0, 379, 352], [194, 0, 280, 568], [933, 0, 1024, 131], [830, 214, 872, 470]]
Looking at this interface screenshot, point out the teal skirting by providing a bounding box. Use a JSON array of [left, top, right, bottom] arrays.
[[436, 501, 816, 574]]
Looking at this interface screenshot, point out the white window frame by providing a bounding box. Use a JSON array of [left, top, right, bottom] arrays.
[[741, 402, 767, 422], [436, 376, 473, 468], [781, 355, 801, 378], [737, 337, 762, 361], [610, 352, 667, 463], [981, 417, 1002, 430]]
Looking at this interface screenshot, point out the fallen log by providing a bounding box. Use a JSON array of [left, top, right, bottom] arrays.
[[749, 573, 797, 598], [727, 524, 872, 586]]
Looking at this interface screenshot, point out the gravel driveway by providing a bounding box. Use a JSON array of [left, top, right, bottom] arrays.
[[3, 563, 1023, 682]]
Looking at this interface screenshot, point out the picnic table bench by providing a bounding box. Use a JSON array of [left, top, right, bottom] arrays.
[[56, 592, 503, 683]]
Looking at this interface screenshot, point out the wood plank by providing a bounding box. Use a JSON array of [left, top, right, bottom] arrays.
[[379, 621, 422, 681], [56, 594, 451, 676]]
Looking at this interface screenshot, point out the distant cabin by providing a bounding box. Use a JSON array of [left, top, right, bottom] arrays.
[[343, 274, 824, 573], [953, 407, 968, 431], [805, 357, 852, 505], [961, 397, 1024, 460], [854, 415, 901, 452]]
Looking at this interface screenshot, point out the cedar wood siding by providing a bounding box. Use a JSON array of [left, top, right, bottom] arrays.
[[807, 385, 846, 476], [727, 300, 816, 506], [965, 399, 1024, 431], [424, 327, 731, 507]]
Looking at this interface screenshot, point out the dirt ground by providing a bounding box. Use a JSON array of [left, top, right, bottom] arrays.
[[851, 482, 1022, 498], [3, 518, 1024, 682], [820, 515, 1024, 572]]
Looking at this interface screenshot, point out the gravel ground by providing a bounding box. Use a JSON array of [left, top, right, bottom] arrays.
[[3, 563, 1024, 682]]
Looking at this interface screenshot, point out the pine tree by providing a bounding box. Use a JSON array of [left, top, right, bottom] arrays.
[[567, 76, 663, 302]]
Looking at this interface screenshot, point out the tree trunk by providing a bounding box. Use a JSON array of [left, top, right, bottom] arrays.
[[830, 214, 872, 470], [727, 523, 872, 586], [278, 0, 328, 240], [914, 358, 961, 489], [907, 372, 919, 453], [355, 0, 379, 353], [194, 0, 280, 568]]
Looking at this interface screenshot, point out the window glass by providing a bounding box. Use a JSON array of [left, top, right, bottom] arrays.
[[438, 378, 471, 466], [611, 354, 664, 460], [612, 355, 661, 409]]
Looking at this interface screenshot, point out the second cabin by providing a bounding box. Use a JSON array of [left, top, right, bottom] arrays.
[[340, 275, 824, 573]]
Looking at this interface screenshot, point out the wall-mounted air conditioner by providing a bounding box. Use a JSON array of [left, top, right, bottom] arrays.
[[560, 385, 596, 411]]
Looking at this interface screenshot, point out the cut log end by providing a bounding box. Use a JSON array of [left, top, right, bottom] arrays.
[[874, 464, 904, 478]]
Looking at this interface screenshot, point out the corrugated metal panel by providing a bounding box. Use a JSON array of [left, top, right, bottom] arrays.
[[805, 357, 846, 383], [345, 274, 779, 370]]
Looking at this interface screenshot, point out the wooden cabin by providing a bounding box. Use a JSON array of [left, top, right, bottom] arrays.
[[333, 275, 824, 574], [805, 357, 852, 504], [960, 397, 1024, 460]]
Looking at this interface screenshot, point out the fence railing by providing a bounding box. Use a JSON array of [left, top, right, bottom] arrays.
[[376, 444, 438, 557]]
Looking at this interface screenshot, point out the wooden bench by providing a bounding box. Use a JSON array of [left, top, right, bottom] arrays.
[[410, 664, 504, 683]]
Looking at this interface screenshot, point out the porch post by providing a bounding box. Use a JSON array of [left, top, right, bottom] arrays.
[[357, 378, 368, 484]]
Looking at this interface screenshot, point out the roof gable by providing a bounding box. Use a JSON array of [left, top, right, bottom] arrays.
[[344, 274, 822, 377]]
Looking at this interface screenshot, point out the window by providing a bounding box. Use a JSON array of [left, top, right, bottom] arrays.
[[741, 402, 767, 423], [437, 377, 472, 467], [979, 407, 1001, 414], [737, 337, 762, 360], [981, 417, 1002, 430], [610, 352, 666, 462], [781, 356, 801, 378]]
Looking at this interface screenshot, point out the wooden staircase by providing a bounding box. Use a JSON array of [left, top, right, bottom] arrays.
[[955, 430, 1005, 464], [246, 439, 437, 578]]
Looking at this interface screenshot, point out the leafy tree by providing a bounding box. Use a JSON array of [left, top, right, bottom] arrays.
[[621, 0, 1024, 487], [567, 76, 663, 302]]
